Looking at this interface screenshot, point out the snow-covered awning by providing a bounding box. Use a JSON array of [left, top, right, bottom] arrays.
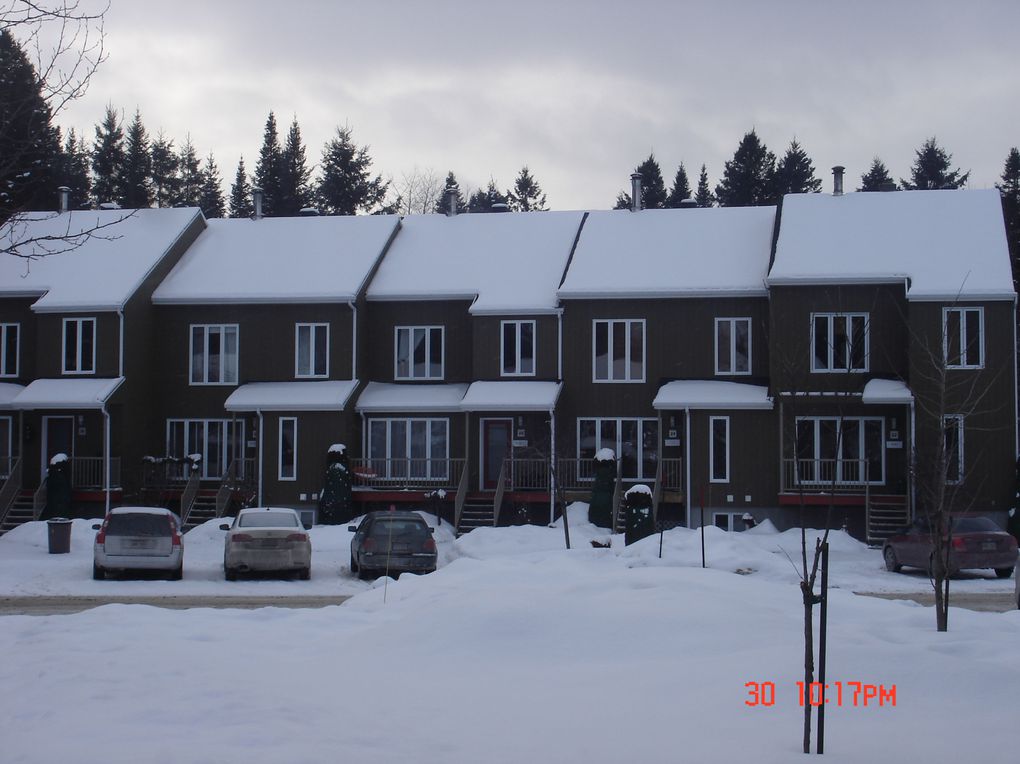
[[460, 381, 562, 412], [0, 382, 25, 409], [11, 377, 124, 410], [224, 381, 360, 412], [862, 379, 913, 405], [355, 382, 469, 413], [652, 381, 773, 410]]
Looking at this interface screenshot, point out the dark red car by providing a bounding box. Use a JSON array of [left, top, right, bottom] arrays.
[[883, 515, 1018, 578]]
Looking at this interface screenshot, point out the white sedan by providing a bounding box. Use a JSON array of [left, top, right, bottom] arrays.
[[221, 507, 311, 581]]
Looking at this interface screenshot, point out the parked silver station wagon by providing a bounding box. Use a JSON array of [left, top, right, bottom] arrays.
[[221, 507, 312, 580], [92, 507, 184, 580]]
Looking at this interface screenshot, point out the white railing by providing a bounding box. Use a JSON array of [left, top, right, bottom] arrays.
[[783, 458, 873, 493], [71, 457, 121, 489], [351, 458, 465, 491], [492, 459, 508, 527], [0, 458, 22, 527], [453, 461, 469, 530]]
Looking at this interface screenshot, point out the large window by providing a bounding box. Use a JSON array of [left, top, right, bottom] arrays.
[[62, 317, 95, 374], [395, 326, 443, 380], [501, 320, 536, 376], [943, 307, 983, 369], [368, 418, 449, 480], [710, 416, 730, 483], [811, 313, 868, 373], [943, 415, 964, 484], [593, 319, 645, 382], [577, 417, 658, 480], [0, 323, 18, 377], [166, 419, 243, 480], [295, 323, 329, 378], [190, 324, 238, 385], [794, 417, 884, 485], [715, 318, 751, 375], [279, 417, 297, 481]]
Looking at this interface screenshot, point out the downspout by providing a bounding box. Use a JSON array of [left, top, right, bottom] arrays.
[[103, 405, 111, 514], [117, 309, 124, 378], [909, 399, 916, 520], [685, 407, 692, 528], [549, 408, 556, 525], [348, 300, 357, 380], [257, 410, 264, 506], [557, 309, 563, 381], [1014, 294, 1018, 458]]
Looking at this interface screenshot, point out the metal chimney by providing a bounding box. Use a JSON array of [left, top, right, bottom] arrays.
[[57, 186, 71, 213], [446, 185, 459, 217], [252, 187, 264, 219], [630, 172, 643, 212], [832, 166, 845, 197]]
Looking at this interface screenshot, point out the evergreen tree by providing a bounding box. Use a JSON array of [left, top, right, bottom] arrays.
[[315, 125, 390, 215], [507, 165, 547, 211], [615, 154, 668, 210], [433, 170, 467, 213], [997, 148, 1020, 287], [665, 163, 693, 207], [150, 132, 179, 208], [198, 153, 225, 218], [173, 136, 203, 207], [228, 156, 253, 218], [858, 157, 897, 192], [90, 104, 125, 206], [900, 137, 970, 190], [120, 109, 152, 208], [277, 118, 311, 215], [694, 164, 715, 207], [715, 130, 776, 207], [771, 140, 821, 199], [468, 180, 507, 213], [54, 128, 91, 209], [253, 112, 283, 216], [0, 29, 61, 216]]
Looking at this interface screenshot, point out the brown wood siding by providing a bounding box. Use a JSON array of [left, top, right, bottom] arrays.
[[259, 410, 356, 507], [0, 297, 38, 382], [363, 300, 473, 383], [689, 409, 779, 513], [471, 315, 559, 381], [34, 312, 119, 378]]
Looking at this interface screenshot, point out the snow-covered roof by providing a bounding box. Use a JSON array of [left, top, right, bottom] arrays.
[[861, 378, 913, 405], [367, 211, 586, 314], [0, 382, 25, 409], [0, 208, 202, 312], [459, 381, 562, 411], [11, 377, 124, 410], [224, 381, 360, 412], [558, 207, 776, 299], [652, 380, 773, 410], [355, 382, 469, 413], [769, 190, 1015, 301], [152, 215, 399, 304]]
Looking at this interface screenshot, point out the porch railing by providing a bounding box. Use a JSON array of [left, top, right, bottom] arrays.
[[492, 459, 508, 526], [351, 458, 466, 491], [32, 481, 47, 520], [556, 458, 599, 489], [782, 458, 873, 493], [453, 459, 469, 530], [0, 458, 22, 527], [71, 457, 121, 489], [179, 468, 200, 526], [215, 458, 256, 517], [611, 465, 624, 533], [505, 458, 551, 491]]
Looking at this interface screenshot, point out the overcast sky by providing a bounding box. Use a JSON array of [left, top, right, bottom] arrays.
[[53, 0, 1020, 210]]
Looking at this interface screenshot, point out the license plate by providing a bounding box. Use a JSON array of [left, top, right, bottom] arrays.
[[981, 541, 996, 551], [256, 539, 282, 549], [128, 539, 156, 549], [392, 544, 410, 553]]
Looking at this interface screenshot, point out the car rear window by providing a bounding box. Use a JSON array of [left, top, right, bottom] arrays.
[[369, 519, 428, 537], [951, 517, 1001, 533], [106, 514, 171, 537], [239, 512, 299, 528]]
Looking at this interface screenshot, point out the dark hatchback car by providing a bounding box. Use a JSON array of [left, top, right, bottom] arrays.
[[883, 515, 1018, 578], [349, 511, 438, 580]]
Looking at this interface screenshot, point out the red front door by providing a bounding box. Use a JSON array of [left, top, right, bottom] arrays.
[[481, 419, 513, 490]]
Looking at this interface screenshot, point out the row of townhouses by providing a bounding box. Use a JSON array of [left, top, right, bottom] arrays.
[[0, 176, 1015, 541]]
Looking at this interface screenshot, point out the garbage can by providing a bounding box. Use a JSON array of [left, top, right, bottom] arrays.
[[47, 517, 72, 554]]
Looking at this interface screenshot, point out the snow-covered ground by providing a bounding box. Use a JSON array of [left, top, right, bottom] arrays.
[[0, 506, 1017, 763]]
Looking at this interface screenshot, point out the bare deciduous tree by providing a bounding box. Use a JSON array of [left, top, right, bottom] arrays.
[[392, 167, 444, 215]]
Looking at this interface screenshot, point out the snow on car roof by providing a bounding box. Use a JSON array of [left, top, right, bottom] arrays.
[[108, 506, 177, 516]]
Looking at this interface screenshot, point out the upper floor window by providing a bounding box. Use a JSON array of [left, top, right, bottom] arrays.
[[190, 324, 238, 385], [943, 307, 983, 369], [0, 323, 18, 377], [501, 320, 535, 376], [295, 323, 329, 378], [395, 326, 443, 380], [593, 319, 645, 382], [811, 313, 868, 373], [715, 317, 751, 375], [62, 317, 95, 374]]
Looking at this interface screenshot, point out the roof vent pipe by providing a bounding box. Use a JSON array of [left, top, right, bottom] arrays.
[[446, 185, 459, 217], [57, 186, 71, 213], [630, 172, 643, 212], [832, 166, 845, 197], [252, 187, 264, 220]]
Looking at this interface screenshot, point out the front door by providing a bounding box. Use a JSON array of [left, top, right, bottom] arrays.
[[42, 416, 75, 480], [481, 418, 513, 490]]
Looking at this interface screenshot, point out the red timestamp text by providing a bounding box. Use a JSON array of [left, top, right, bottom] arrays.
[[744, 681, 896, 708]]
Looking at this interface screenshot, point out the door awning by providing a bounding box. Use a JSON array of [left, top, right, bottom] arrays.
[[355, 382, 469, 413], [225, 380, 360, 412], [653, 380, 773, 410], [460, 381, 562, 412], [862, 379, 913, 405], [0, 382, 25, 409], [11, 377, 124, 410]]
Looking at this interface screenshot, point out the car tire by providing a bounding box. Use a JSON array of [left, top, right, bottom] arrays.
[[93, 563, 104, 581], [350, 554, 359, 573], [993, 566, 1014, 579], [225, 567, 238, 581], [358, 567, 372, 581], [883, 547, 901, 573], [169, 564, 183, 581], [298, 567, 311, 581]]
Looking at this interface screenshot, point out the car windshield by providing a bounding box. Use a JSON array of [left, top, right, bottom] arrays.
[[239, 512, 299, 528], [951, 517, 1001, 533], [106, 514, 170, 537], [369, 518, 428, 538]]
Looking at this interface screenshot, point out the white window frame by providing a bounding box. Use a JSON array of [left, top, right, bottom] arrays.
[[576, 417, 658, 481], [793, 416, 885, 485], [709, 416, 730, 483], [714, 317, 752, 376], [0, 323, 19, 377], [810, 312, 869, 373], [942, 307, 984, 369], [394, 326, 444, 381], [189, 324, 239, 385], [295, 323, 329, 378], [278, 417, 297, 481], [165, 418, 243, 480], [943, 414, 964, 485], [592, 319, 646, 383], [367, 417, 450, 480], [62, 317, 95, 375], [500, 320, 536, 377]]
